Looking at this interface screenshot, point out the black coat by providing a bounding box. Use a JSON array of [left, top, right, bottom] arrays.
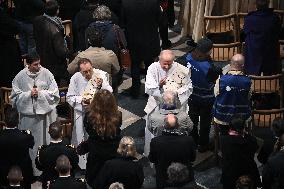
[[262, 151, 284, 189], [220, 134, 261, 189], [0, 8, 23, 87], [121, 0, 161, 60], [95, 156, 144, 189], [0, 129, 34, 188], [33, 15, 70, 81], [35, 141, 79, 184], [49, 176, 86, 189], [149, 131, 196, 189], [83, 114, 122, 187], [13, 0, 44, 22]]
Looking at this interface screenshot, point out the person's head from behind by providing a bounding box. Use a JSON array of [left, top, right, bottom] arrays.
[[27, 48, 41, 73], [7, 166, 23, 186], [236, 175, 255, 189], [4, 107, 19, 128], [193, 37, 213, 60], [86, 26, 103, 47], [78, 58, 93, 80], [88, 89, 120, 137], [159, 50, 175, 71], [230, 115, 246, 134], [167, 162, 189, 184], [230, 54, 245, 72], [93, 5, 111, 21], [117, 136, 137, 158], [55, 155, 71, 176], [45, 0, 59, 17], [162, 91, 177, 110], [164, 114, 179, 130], [272, 117, 284, 138], [48, 121, 63, 140], [256, 0, 269, 10], [109, 182, 124, 189]]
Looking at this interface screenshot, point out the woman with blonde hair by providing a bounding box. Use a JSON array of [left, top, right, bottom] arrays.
[[95, 136, 144, 189], [83, 89, 122, 188]]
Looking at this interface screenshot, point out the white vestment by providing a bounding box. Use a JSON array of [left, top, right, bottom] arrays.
[[144, 61, 193, 156], [11, 66, 59, 175], [67, 68, 112, 169]]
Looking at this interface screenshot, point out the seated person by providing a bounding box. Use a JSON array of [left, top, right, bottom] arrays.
[[0, 108, 34, 189], [6, 166, 24, 189], [149, 114, 196, 189], [164, 162, 199, 189], [109, 182, 125, 189], [49, 155, 86, 189], [257, 117, 284, 164], [95, 136, 144, 189], [35, 122, 79, 188], [220, 116, 261, 189], [236, 175, 256, 189], [148, 91, 193, 137], [262, 133, 284, 189]]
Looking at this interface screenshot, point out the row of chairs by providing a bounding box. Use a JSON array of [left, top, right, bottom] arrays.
[[0, 87, 73, 138]]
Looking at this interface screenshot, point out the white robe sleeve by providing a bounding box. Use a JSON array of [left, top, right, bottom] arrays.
[[67, 75, 83, 112], [100, 71, 113, 92], [145, 64, 162, 98]]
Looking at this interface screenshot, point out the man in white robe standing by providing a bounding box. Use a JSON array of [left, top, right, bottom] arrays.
[[144, 50, 193, 156], [67, 58, 112, 169], [11, 49, 59, 175]]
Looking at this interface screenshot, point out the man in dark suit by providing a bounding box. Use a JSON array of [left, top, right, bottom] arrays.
[[0, 108, 34, 189], [35, 122, 79, 188], [49, 155, 86, 189], [149, 114, 196, 189], [121, 0, 161, 98]]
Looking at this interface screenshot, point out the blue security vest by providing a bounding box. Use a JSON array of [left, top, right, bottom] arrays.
[[213, 74, 251, 123], [186, 53, 215, 104]]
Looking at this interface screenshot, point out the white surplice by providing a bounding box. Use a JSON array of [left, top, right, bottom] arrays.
[[11, 66, 59, 175], [144, 61, 193, 156], [67, 68, 112, 169]]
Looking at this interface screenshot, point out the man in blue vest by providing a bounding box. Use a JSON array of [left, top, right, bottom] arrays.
[[213, 54, 251, 134], [186, 37, 221, 152]]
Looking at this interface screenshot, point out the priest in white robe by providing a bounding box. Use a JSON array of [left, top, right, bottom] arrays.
[[144, 50, 193, 156], [10, 50, 59, 175], [67, 58, 112, 169]]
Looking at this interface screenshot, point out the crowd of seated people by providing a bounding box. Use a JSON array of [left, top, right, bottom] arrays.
[[1, 0, 284, 189]]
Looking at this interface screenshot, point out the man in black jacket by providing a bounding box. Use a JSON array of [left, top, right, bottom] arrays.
[[149, 114, 196, 189], [49, 155, 86, 189], [33, 0, 72, 84], [121, 0, 161, 98], [0, 108, 34, 189], [35, 122, 79, 188]]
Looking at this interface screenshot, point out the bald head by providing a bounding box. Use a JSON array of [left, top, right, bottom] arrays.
[[230, 54, 245, 71], [159, 50, 175, 71], [164, 114, 178, 129]]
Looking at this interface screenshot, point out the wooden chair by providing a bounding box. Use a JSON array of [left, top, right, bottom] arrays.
[[203, 14, 238, 43], [211, 42, 242, 62], [57, 87, 73, 139], [0, 87, 12, 121]]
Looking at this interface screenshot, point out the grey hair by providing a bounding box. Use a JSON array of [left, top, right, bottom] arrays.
[[117, 136, 137, 157], [167, 162, 189, 183], [93, 5, 112, 21], [109, 182, 124, 189], [230, 54, 245, 71], [163, 91, 177, 107]]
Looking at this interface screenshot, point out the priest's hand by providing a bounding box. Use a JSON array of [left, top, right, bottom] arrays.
[[82, 98, 91, 106], [159, 77, 167, 88], [31, 88, 38, 98]]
